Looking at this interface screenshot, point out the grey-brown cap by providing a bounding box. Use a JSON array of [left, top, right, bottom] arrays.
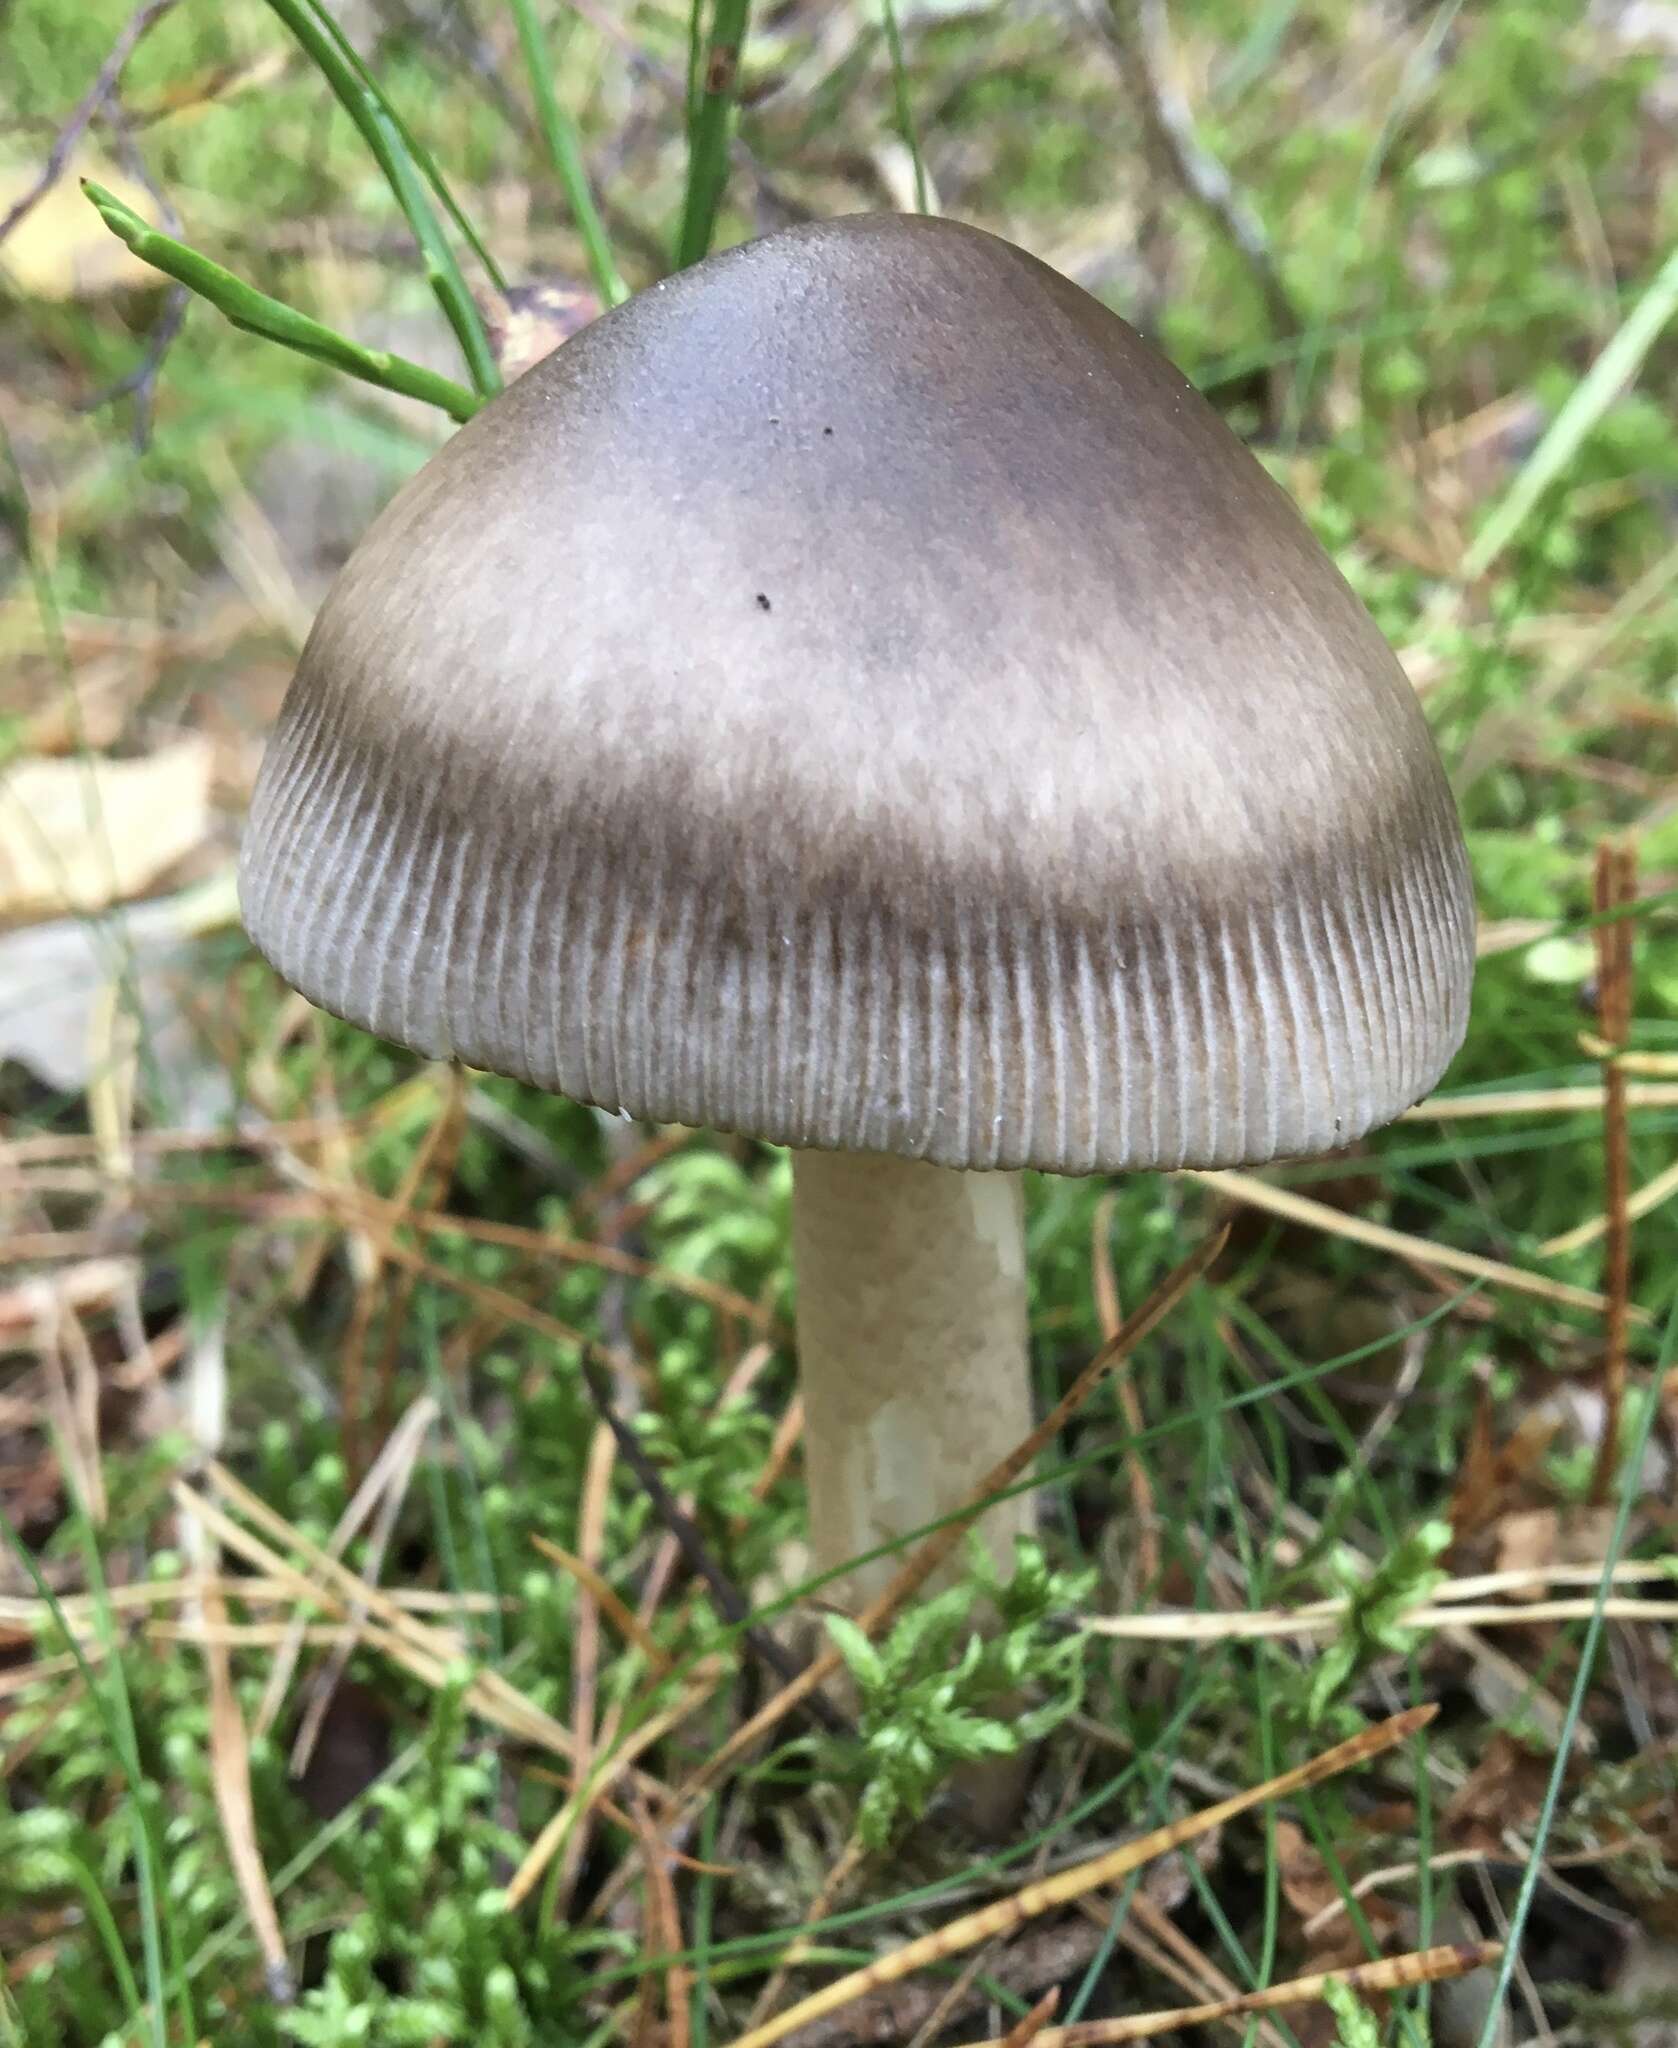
[[240, 212, 1475, 1173]]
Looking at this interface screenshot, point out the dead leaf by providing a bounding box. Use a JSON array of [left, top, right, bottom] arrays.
[[1273, 1820, 1404, 2046], [0, 738, 213, 922], [0, 868, 237, 1124], [1490, 1502, 1619, 1596], [1274, 1818, 1400, 1973], [480, 279, 600, 382], [1444, 1732, 1555, 1854], [0, 156, 164, 300], [1449, 1388, 1558, 1544]]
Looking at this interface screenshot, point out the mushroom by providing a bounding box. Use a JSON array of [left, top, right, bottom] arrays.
[[240, 213, 1475, 1612]]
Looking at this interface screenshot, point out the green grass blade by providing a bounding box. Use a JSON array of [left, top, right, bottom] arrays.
[[1462, 236, 1678, 581], [82, 183, 482, 422], [279, 0, 508, 295], [879, 0, 929, 213], [52, 1848, 146, 2021], [64, 1481, 198, 2048], [257, 0, 503, 397], [0, 1488, 170, 2048], [506, 0, 628, 306], [677, 0, 752, 268], [1471, 1302, 1678, 2047], [370, 97, 503, 395], [688, 1768, 724, 2048]]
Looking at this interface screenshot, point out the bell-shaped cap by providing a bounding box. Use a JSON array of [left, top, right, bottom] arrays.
[[240, 213, 1475, 1172]]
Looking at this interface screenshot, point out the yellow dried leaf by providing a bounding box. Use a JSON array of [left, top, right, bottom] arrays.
[[0, 157, 163, 301], [0, 739, 213, 922]]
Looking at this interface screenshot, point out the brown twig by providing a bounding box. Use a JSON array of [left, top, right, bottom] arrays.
[[636, 1342, 777, 1624], [585, 1229, 1225, 1927], [908, 1942, 1011, 2048], [1081, 1883, 1290, 2048], [503, 1671, 720, 1909], [80, 103, 188, 445], [996, 1989, 1061, 2048], [569, 1343, 784, 1915], [721, 1706, 1437, 2048], [762, 1919, 1114, 2048], [99, 1174, 779, 1330], [541, 1437, 641, 1912], [287, 1405, 436, 1776], [953, 1940, 1502, 2047], [367, 1071, 469, 1460], [635, 1796, 693, 2048], [1590, 839, 1638, 1505], [741, 1394, 804, 1520], [201, 1577, 293, 2002], [1098, 0, 1299, 347], [1184, 1167, 1644, 1321], [0, 0, 180, 247], [690, 1228, 1223, 1807], [181, 1463, 685, 1830], [744, 1830, 871, 2031], [254, 1396, 440, 1739]]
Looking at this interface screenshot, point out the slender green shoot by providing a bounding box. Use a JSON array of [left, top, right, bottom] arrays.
[[1462, 236, 1678, 581], [688, 1772, 723, 2048], [257, 0, 502, 397], [82, 184, 482, 423], [507, 0, 628, 305], [1472, 1305, 1678, 2047], [0, 1484, 173, 2048], [279, 0, 508, 294], [677, 0, 752, 268], [57, 1849, 147, 2022], [880, 0, 929, 213]]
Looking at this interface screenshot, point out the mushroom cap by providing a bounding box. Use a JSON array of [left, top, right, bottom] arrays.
[[240, 212, 1474, 1173]]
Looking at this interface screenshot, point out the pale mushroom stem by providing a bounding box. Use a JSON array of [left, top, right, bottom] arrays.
[[791, 1149, 1036, 1609]]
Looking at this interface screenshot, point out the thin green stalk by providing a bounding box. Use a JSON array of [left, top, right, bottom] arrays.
[[67, 1491, 198, 2048], [597, 1679, 1211, 1980], [1472, 1308, 1677, 2048], [53, 1849, 146, 2024], [371, 99, 503, 395], [879, 0, 929, 213], [1279, 0, 1461, 451], [82, 183, 481, 422], [1462, 235, 1678, 582], [283, 0, 507, 294], [257, 0, 502, 397], [421, 1301, 503, 1663], [677, 0, 752, 268], [686, 0, 706, 121], [0, 1481, 172, 2048], [506, 0, 627, 306], [688, 1765, 724, 2048]]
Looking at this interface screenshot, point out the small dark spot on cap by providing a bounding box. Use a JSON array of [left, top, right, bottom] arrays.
[[755, 593, 772, 612], [823, 425, 834, 436]]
